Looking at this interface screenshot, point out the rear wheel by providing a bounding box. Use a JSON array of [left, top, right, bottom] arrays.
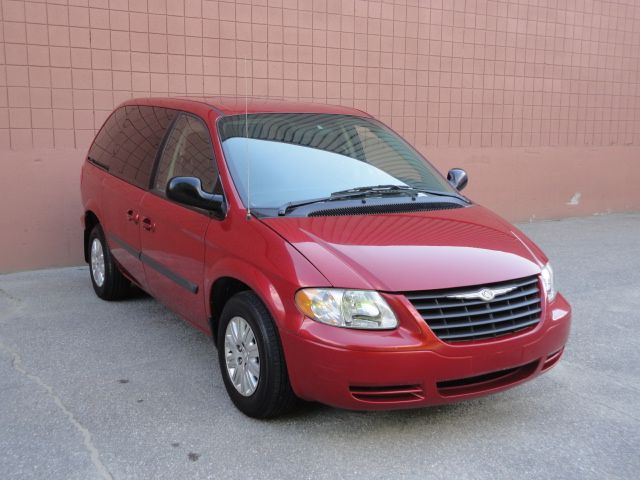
[[217, 291, 297, 418], [88, 224, 130, 300]]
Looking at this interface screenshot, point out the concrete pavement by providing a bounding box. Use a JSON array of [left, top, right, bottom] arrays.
[[1, 213, 639, 479]]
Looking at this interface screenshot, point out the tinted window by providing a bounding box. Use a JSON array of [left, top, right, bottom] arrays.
[[88, 106, 177, 189], [87, 108, 122, 170], [153, 114, 218, 194], [218, 113, 453, 209]]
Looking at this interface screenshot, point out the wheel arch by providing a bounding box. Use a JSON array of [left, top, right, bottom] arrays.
[[209, 276, 253, 344], [207, 263, 290, 345], [83, 210, 100, 263]]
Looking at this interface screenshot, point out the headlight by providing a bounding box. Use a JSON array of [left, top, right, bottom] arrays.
[[295, 288, 398, 329], [540, 263, 556, 302]]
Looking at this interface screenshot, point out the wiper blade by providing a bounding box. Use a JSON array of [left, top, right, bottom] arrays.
[[330, 184, 414, 196], [278, 185, 466, 216], [277, 196, 333, 216], [277, 187, 408, 216]]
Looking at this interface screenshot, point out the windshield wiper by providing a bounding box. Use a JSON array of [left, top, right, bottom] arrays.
[[277, 196, 334, 216], [277, 188, 406, 216], [277, 186, 407, 216], [330, 184, 464, 200], [277, 185, 465, 217]]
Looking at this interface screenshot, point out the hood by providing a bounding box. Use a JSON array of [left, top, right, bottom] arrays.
[[261, 205, 546, 292]]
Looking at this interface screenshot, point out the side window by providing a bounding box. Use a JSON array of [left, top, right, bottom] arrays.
[[87, 107, 124, 171], [153, 114, 218, 194], [109, 106, 177, 189]]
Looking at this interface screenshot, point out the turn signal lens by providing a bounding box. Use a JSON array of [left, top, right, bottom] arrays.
[[541, 263, 557, 302]]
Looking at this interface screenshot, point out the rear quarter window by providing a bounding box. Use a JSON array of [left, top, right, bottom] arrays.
[[87, 108, 122, 171], [88, 106, 177, 189]]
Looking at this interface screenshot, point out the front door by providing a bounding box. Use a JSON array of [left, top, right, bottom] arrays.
[[139, 113, 220, 330]]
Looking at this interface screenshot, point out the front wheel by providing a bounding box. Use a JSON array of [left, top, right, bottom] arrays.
[[217, 291, 297, 418], [88, 224, 130, 300]]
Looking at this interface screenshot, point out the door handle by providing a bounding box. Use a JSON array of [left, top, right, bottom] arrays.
[[126, 209, 140, 224], [142, 217, 155, 232]]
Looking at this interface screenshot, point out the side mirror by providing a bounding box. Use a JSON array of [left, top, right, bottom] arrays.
[[167, 176, 226, 216], [447, 168, 468, 191]]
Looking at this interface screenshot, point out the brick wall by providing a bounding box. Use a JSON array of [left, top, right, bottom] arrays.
[[2, 0, 640, 150], [1, 0, 640, 272]]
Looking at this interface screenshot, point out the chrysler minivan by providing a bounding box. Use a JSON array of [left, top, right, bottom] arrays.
[[81, 97, 571, 418]]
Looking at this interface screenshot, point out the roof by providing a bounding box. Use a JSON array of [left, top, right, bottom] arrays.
[[128, 96, 372, 117]]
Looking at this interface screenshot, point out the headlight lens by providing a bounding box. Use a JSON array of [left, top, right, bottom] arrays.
[[295, 288, 398, 329], [540, 263, 556, 302]]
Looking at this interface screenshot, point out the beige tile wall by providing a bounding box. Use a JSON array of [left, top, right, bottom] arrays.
[[1, 0, 640, 272], [2, 0, 639, 152]]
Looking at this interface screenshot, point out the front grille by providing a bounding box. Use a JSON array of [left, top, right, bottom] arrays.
[[405, 275, 542, 342]]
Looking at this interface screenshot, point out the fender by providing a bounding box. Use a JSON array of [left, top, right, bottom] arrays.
[[81, 168, 105, 262], [203, 247, 329, 334], [82, 200, 103, 226], [205, 258, 285, 323], [80, 163, 106, 229]]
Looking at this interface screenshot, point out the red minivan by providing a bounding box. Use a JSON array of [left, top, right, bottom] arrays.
[[81, 97, 571, 418]]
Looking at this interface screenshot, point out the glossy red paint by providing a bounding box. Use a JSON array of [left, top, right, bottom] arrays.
[[81, 97, 571, 411], [139, 192, 210, 331], [261, 205, 547, 292], [101, 174, 148, 289], [282, 294, 571, 409]]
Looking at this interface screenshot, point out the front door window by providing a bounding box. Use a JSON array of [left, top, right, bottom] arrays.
[[154, 114, 218, 195]]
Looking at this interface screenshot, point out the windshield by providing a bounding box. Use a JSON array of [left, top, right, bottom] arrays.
[[218, 113, 454, 210]]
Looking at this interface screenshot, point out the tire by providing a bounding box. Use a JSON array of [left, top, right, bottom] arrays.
[[217, 291, 297, 418], [88, 224, 130, 300]]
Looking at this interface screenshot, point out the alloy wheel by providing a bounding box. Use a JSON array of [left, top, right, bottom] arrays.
[[224, 316, 261, 396], [90, 238, 106, 287]]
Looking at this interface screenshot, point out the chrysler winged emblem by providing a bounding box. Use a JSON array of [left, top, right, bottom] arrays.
[[446, 286, 516, 302]]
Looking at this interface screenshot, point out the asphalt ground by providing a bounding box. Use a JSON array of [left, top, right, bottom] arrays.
[[1, 213, 639, 480]]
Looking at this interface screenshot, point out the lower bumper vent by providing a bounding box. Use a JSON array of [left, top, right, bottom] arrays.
[[350, 384, 424, 403], [437, 360, 539, 397], [542, 348, 564, 370]]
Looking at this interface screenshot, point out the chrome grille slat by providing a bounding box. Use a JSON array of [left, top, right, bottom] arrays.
[[428, 307, 542, 330], [405, 277, 538, 301], [420, 298, 541, 320], [437, 318, 541, 341], [409, 287, 540, 309], [404, 275, 542, 342]]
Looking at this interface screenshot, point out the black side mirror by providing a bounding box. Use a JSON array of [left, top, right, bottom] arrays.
[[447, 168, 468, 191], [167, 176, 226, 217]]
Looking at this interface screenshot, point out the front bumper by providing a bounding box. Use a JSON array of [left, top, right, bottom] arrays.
[[281, 293, 571, 410]]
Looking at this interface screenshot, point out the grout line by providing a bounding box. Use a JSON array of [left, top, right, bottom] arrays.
[[1, 2, 11, 149]]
